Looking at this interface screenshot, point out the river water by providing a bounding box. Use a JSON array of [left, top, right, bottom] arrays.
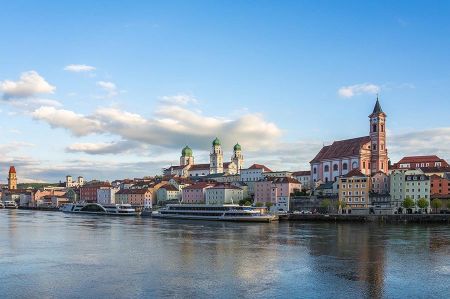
[[0, 210, 449, 298]]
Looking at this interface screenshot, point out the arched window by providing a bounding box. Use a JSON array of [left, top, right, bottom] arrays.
[[333, 164, 338, 171], [313, 167, 317, 174], [343, 163, 348, 170], [381, 124, 384, 132], [352, 161, 357, 169], [324, 165, 330, 172], [372, 124, 377, 132]]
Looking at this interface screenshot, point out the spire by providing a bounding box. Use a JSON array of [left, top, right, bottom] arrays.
[[372, 95, 383, 114]]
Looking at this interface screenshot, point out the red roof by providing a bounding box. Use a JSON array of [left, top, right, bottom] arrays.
[[343, 168, 366, 178], [248, 164, 272, 172], [160, 184, 179, 192], [9, 166, 16, 173], [396, 155, 443, 164], [183, 182, 213, 190], [188, 163, 210, 171], [209, 184, 242, 190], [310, 136, 370, 163]]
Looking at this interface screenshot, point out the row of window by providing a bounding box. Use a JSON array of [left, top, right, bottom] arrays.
[[341, 184, 366, 189], [342, 191, 366, 196], [345, 197, 366, 202]]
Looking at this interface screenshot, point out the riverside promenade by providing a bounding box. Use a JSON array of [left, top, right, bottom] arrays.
[[282, 213, 450, 224]]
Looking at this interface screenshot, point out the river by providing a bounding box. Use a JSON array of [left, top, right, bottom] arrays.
[[0, 210, 449, 298]]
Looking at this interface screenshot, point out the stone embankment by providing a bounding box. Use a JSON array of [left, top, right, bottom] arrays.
[[282, 214, 450, 223]]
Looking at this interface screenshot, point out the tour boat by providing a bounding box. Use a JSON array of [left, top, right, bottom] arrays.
[[3, 201, 18, 209], [152, 204, 278, 222], [60, 203, 140, 216]]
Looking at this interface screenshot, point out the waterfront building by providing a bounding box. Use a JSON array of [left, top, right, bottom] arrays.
[[127, 188, 153, 207], [205, 184, 243, 205], [8, 166, 17, 190], [310, 98, 389, 184], [430, 174, 450, 196], [404, 173, 430, 202], [96, 187, 118, 205], [254, 177, 301, 211], [115, 189, 130, 204], [338, 169, 370, 209], [157, 184, 181, 205], [370, 171, 390, 195], [292, 171, 312, 190], [391, 155, 449, 170], [80, 181, 111, 202], [231, 181, 249, 199], [168, 177, 193, 191], [181, 182, 214, 204], [314, 181, 338, 197], [240, 164, 272, 182]]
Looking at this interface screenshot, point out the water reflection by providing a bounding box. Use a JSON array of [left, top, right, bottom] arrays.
[[0, 210, 449, 298]]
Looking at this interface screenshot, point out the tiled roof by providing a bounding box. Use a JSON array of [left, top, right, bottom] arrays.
[[188, 163, 210, 171], [292, 171, 311, 176], [343, 168, 366, 178], [310, 136, 370, 163], [417, 166, 450, 173], [209, 184, 242, 190], [394, 155, 448, 164], [248, 164, 272, 172], [316, 182, 334, 190], [183, 182, 213, 190], [272, 177, 301, 184], [160, 184, 179, 192], [9, 166, 16, 173]]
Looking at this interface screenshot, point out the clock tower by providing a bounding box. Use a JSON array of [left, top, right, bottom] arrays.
[[369, 97, 388, 174]]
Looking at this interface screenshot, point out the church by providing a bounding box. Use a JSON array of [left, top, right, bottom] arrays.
[[310, 98, 389, 184], [163, 138, 244, 177]]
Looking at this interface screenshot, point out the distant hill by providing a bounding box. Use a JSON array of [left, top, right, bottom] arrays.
[[17, 183, 61, 190]]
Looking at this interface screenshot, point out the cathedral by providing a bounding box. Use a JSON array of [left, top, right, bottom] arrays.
[[164, 138, 244, 177], [310, 98, 389, 183]]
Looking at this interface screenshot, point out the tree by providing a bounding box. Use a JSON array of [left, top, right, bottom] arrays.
[[417, 198, 429, 211], [402, 197, 415, 209], [244, 201, 252, 206], [431, 199, 442, 213], [447, 200, 450, 210], [320, 198, 332, 213], [255, 202, 264, 207], [265, 202, 273, 210], [336, 199, 347, 214]]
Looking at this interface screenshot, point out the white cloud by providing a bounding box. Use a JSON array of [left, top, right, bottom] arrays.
[[31, 97, 282, 152], [338, 83, 380, 98], [66, 140, 145, 155], [64, 64, 96, 72], [97, 81, 118, 97], [0, 71, 55, 99], [31, 106, 102, 136], [159, 94, 198, 105]]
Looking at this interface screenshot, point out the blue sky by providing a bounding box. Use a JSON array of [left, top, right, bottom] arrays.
[[1, 1, 450, 182]]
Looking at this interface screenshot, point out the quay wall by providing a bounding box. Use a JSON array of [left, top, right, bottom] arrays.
[[283, 214, 450, 224]]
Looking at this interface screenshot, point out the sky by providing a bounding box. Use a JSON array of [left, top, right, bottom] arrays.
[[1, 0, 450, 183]]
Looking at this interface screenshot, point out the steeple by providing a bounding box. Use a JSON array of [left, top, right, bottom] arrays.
[[372, 95, 383, 114]]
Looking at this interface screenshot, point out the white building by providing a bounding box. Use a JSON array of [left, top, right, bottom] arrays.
[[96, 187, 118, 205], [66, 175, 85, 188], [157, 184, 181, 204], [292, 171, 311, 190], [205, 184, 243, 205]]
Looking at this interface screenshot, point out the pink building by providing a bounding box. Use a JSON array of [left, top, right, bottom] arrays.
[[254, 177, 301, 204], [371, 171, 390, 195], [181, 182, 213, 204]]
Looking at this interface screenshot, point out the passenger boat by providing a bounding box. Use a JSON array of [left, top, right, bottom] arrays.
[[152, 204, 278, 222], [60, 203, 140, 216], [3, 201, 18, 209]]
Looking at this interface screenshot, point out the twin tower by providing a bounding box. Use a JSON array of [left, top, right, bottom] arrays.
[[180, 138, 244, 174]]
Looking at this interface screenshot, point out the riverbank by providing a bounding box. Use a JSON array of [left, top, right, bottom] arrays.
[[282, 213, 450, 223]]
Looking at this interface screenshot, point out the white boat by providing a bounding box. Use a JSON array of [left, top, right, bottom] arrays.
[[3, 201, 18, 209], [60, 203, 140, 216], [153, 204, 278, 222], [0, 202, 4, 209]]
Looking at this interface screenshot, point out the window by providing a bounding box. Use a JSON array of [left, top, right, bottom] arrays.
[[381, 124, 384, 132], [333, 164, 338, 171], [324, 165, 329, 172], [343, 163, 348, 170], [313, 167, 317, 174], [352, 162, 357, 169], [373, 124, 377, 132]]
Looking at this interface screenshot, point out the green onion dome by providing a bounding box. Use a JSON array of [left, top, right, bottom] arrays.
[[181, 145, 193, 157], [233, 143, 241, 151], [212, 137, 221, 146]]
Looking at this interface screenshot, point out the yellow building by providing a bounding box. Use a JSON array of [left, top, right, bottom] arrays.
[[339, 169, 370, 208], [8, 166, 17, 190]]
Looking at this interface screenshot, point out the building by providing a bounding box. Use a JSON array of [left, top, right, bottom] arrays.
[[96, 187, 118, 205], [430, 174, 450, 196], [80, 181, 111, 202], [205, 184, 243, 205], [8, 166, 17, 190], [404, 173, 430, 203], [157, 184, 181, 204], [292, 171, 311, 190], [392, 155, 449, 170], [311, 98, 389, 184], [370, 171, 390, 195], [163, 138, 244, 177], [254, 177, 301, 211], [115, 189, 131, 204], [240, 164, 272, 182], [338, 169, 370, 209], [181, 182, 214, 204], [314, 181, 338, 197], [65, 175, 85, 188]]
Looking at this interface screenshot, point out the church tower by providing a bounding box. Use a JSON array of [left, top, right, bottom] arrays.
[[210, 137, 223, 174], [231, 143, 244, 173], [369, 97, 388, 174], [180, 145, 194, 166], [8, 166, 17, 190]]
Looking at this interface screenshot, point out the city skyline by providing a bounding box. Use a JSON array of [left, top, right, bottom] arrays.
[[1, 1, 450, 182]]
